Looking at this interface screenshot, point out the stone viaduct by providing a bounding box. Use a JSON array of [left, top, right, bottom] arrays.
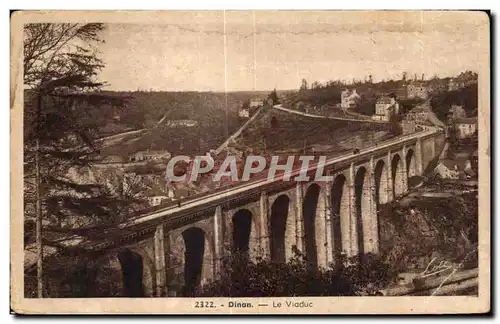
[[84, 127, 446, 297]]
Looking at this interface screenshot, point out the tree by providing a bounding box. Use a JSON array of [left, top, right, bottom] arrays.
[[195, 249, 394, 297], [267, 88, 280, 105], [241, 99, 250, 109], [389, 113, 403, 136], [23, 23, 130, 297], [431, 84, 478, 122], [355, 94, 377, 116], [300, 78, 308, 91]]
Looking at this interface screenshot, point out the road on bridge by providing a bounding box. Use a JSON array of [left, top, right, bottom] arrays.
[[273, 104, 388, 124]]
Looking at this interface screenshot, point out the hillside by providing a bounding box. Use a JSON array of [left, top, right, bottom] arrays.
[[86, 90, 271, 136], [24, 90, 275, 158], [230, 108, 394, 156], [430, 84, 478, 121]]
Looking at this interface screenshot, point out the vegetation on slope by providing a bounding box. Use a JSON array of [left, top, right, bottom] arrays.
[[430, 84, 478, 121], [379, 190, 478, 273]]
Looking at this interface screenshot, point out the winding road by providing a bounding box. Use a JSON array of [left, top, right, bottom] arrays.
[[274, 104, 388, 123]]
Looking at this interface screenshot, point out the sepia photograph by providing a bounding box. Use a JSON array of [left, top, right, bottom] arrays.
[[10, 10, 490, 314]]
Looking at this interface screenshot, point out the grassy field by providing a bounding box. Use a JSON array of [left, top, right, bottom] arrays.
[[100, 120, 239, 158], [232, 109, 394, 156], [91, 90, 273, 158]]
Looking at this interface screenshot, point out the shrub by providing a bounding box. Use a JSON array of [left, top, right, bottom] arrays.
[[195, 248, 394, 297]]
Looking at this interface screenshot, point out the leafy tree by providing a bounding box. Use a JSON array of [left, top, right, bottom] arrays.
[[398, 98, 424, 115], [195, 249, 394, 297], [355, 94, 377, 115], [381, 192, 478, 271], [300, 78, 308, 91], [241, 99, 250, 109], [267, 88, 280, 105], [389, 113, 403, 136], [23, 23, 131, 297], [431, 84, 478, 121]]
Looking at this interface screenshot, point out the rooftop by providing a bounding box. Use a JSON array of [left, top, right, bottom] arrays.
[[455, 117, 478, 124], [376, 96, 394, 104], [407, 102, 446, 128], [409, 105, 428, 113]]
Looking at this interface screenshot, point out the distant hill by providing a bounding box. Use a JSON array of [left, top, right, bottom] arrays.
[[94, 90, 273, 133], [24, 90, 275, 137]]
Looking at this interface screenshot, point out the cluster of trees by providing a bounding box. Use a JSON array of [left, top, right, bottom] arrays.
[[290, 77, 413, 108], [431, 84, 478, 121], [23, 23, 143, 227], [287, 79, 344, 107], [85, 90, 271, 137], [379, 190, 478, 272], [287, 73, 477, 122], [267, 88, 280, 105], [195, 249, 395, 297], [22, 23, 147, 297]]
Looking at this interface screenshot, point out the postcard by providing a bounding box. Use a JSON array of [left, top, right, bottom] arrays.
[[10, 10, 490, 314]]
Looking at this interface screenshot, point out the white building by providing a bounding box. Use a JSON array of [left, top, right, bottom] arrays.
[[454, 117, 477, 139], [372, 96, 399, 121], [129, 150, 171, 162], [407, 82, 429, 99], [238, 108, 250, 118], [340, 89, 360, 109], [249, 99, 264, 108], [164, 120, 198, 128]]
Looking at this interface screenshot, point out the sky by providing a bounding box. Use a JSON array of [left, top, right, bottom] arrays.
[[97, 11, 488, 92]]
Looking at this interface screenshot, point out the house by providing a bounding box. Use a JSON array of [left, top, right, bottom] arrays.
[[129, 150, 171, 162], [402, 118, 433, 134], [387, 88, 407, 101], [448, 72, 478, 92], [372, 96, 399, 121], [407, 81, 429, 99], [434, 161, 460, 180], [427, 78, 447, 94], [405, 105, 430, 124], [448, 104, 467, 121], [101, 154, 126, 164], [145, 184, 175, 206], [402, 102, 445, 133], [249, 99, 264, 109], [123, 170, 175, 207], [437, 155, 477, 180], [294, 101, 306, 112], [238, 107, 250, 118], [456, 71, 478, 88], [164, 119, 198, 128], [340, 89, 360, 109], [448, 78, 460, 91], [240, 99, 263, 118], [454, 117, 477, 139]]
